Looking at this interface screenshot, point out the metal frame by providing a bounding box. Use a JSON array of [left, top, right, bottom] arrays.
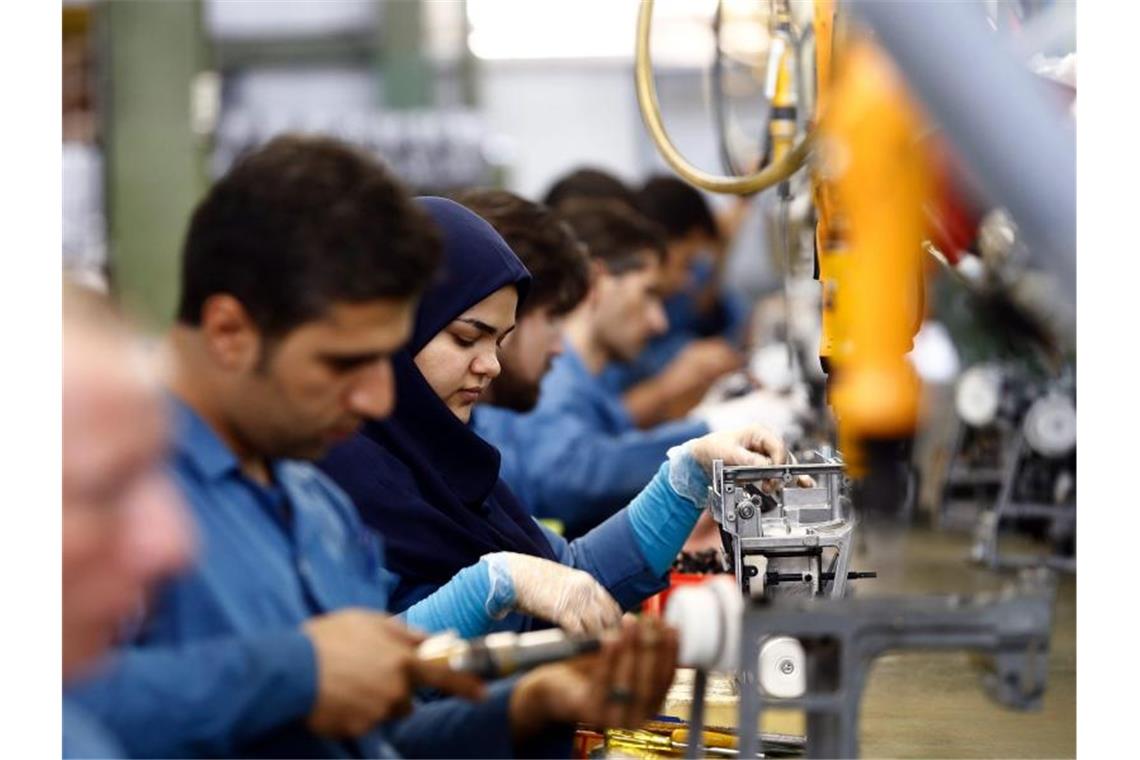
[[684, 569, 1056, 759], [712, 454, 856, 599]]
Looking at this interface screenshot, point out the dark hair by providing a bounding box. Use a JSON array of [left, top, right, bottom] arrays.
[[636, 175, 719, 241], [176, 134, 441, 337], [542, 167, 638, 212], [557, 199, 667, 275], [452, 189, 590, 317]]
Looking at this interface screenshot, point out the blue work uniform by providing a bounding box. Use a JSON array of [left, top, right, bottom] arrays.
[[602, 259, 748, 392], [474, 343, 709, 538], [68, 398, 560, 759], [63, 697, 124, 759]]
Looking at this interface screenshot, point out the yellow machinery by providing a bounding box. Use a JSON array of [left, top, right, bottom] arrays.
[[635, 0, 933, 485]]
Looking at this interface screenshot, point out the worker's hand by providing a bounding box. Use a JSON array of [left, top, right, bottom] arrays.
[[509, 615, 679, 742], [689, 425, 814, 489], [668, 339, 743, 391], [304, 609, 484, 738], [491, 553, 623, 635]]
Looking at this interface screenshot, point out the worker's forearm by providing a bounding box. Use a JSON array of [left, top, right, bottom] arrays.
[[623, 373, 684, 428]]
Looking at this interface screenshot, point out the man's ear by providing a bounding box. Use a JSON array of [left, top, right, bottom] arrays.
[[585, 259, 609, 309], [198, 294, 263, 372]]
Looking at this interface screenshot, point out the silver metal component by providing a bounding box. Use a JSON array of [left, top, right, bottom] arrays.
[[711, 452, 857, 599]]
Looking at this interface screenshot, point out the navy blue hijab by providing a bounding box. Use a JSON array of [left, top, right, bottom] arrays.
[[319, 197, 559, 606]]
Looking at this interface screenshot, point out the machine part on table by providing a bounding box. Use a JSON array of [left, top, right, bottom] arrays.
[[417, 628, 599, 679], [668, 570, 1055, 759], [710, 451, 869, 600]]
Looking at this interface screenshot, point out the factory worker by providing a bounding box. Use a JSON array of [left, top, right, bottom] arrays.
[[62, 285, 195, 758], [542, 169, 742, 430], [319, 196, 793, 632], [70, 136, 677, 759], [602, 176, 746, 427]]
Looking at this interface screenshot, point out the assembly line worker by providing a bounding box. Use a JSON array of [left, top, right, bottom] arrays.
[[604, 177, 746, 427], [319, 196, 794, 631], [62, 285, 195, 757], [68, 136, 678, 758], [542, 170, 742, 432]]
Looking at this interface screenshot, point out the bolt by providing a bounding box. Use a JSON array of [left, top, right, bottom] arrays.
[[738, 503, 756, 520], [779, 659, 795, 675]]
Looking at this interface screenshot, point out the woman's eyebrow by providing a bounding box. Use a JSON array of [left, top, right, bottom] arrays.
[[456, 317, 514, 337]]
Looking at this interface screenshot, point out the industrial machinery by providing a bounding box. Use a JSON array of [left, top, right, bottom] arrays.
[[636, 0, 1074, 756], [666, 571, 1056, 759], [944, 363, 1077, 572], [710, 451, 873, 600]]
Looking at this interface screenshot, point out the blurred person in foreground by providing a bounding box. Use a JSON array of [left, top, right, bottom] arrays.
[[68, 136, 678, 759], [62, 284, 195, 757]]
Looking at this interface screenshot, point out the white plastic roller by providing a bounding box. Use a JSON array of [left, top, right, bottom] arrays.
[[665, 577, 806, 698]]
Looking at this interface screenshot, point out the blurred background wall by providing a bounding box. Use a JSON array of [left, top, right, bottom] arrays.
[[63, 0, 774, 328]]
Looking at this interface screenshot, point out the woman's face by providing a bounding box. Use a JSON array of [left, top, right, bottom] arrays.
[[414, 285, 518, 423]]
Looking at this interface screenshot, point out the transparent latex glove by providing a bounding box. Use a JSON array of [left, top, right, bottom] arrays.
[[483, 552, 622, 635], [687, 426, 814, 490]]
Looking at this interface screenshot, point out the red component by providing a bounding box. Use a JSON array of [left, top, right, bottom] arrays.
[[642, 571, 731, 617], [926, 137, 981, 264]]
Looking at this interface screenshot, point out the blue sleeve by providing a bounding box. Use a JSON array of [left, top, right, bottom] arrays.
[[626, 456, 709, 576], [526, 412, 709, 536], [403, 559, 515, 638], [389, 676, 574, 758], [67, 631, 316, 758]]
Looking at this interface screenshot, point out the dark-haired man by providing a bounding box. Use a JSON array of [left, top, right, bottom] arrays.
[[605, 176, 746, 427], [70, 137, 677, 758], [542, 166, 639, 212]]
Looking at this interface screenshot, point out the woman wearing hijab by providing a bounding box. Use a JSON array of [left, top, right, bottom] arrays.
[[320, 197, 791, 636]]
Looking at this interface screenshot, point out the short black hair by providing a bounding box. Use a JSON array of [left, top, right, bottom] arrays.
[[636, 175, 719, 241], [452, 188, 590, 317], [557, 199, 667, 275], [176, 134, 441, 337], [542, 167, 638, 212]]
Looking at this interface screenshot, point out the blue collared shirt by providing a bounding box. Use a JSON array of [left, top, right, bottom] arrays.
[[63, 697, 124, 759], [473, 344, 709, 538], [69, 398, 526, 759]]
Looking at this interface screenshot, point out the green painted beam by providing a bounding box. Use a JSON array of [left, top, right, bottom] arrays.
[[102, 0, 209, 330], [380, 0, 433, 109]]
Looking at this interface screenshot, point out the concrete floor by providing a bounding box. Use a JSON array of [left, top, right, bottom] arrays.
[[856, 523, 1075, 758], [663, 524, 1076, 758]]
